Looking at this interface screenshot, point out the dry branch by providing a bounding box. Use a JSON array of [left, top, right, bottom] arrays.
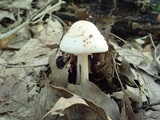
[[0, 0, 66, 40]]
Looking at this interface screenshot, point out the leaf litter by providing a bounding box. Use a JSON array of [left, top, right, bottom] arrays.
[[0, 0, 160, 120]]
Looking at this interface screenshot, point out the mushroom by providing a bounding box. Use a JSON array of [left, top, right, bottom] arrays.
[[60, 20, 108, 84]]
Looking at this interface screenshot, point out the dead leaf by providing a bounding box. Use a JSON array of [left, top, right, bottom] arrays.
[[141, 44, 152, 60], [117, 46, 145, 66], [46, 85, 111, 120], [9, 38, 53, 65], [0, 78, 4, 85], [137, 44, 160, 78], [11, 0, 32, 10], [11, 82, 28, 104], [48, 51, 68, 87], [118, 59, 135, 86], [144, 110, 160, 119], [137, 71, 160, 110], [92, 16, 115, 38], [0, 34, 16, 48], [68, 80, 119, 120], [37, 18, 63, 46], [46, 44, 59, 49], [71, 3, 89, 20], [0, 10, 15, 21], [132, 22, 153, 30], [0, 26, 31, 50], [8, 27, 31, 49], [119, 93, 138, 120], [52, 96, 88, 113], [42, 94, 88, 119], [112, 85, 147, 103], [64, 102, 111, 120], [0, 77, 28, 114], [138, 60, 160, 78], [34, 81, 58, 120]]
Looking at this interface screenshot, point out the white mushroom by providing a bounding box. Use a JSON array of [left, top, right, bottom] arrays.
[[60, 20, 108, 84]]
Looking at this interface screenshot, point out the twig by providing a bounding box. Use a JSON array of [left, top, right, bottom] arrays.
[[149, 33, 160, 67], [0, 20, 30, 40], [112, 56, 125, 92], [52, 14, 68, 31], [31, 14, 45, 24], [0, 0, 66, 40], [51, 14, 68, 56], [109, 0, 117, 16], [109, 33, 129, 45], [133, 101, 160, 112], [149, 33, 156, 48], [31, 0, 66, 22], [0, 63, 47, 68]]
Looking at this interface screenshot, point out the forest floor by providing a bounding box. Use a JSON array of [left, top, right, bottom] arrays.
[[0, 0, 160, 120]]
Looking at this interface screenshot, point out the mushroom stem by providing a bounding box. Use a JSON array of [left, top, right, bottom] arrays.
[[76, 54, 89, 84]]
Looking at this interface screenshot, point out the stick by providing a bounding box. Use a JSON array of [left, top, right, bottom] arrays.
[[0, 0, 66, 40], [109, 33, 128, 45], [0, 63, 47, 68], [149, 33, 160, 67]]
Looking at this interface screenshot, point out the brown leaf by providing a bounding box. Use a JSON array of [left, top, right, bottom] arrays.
[[136, 71, 160, 110], [37, 19, 63, 46], [71, 3, 89, 20], [48, 52, 68, 88], [117, 46, 145, 66], [68, 80, 119, 120], [0, 77, 28, 114], [46, 85, 112, 120], [34, 81, 59, 120], [64, 102, 111, 120], [42, 93, 88, 119], [0, 34, 16, 48], [9, 38, 51, 65], [46, 44, 59, 49], [51, 85, 73, 98], [118, 59, 135, 86], [119, 93, 138, 120]]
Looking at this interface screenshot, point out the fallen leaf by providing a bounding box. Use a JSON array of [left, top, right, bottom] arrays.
[[0, 34, 16, 48], [111, 85, 147, 103], [0, 78, 4, 85], [53, 96, 88, 113], [11, 82, 28, 104], [11, 0, 32, 10], [45, 85, 112, 120], [137, 71, 160, 110], [8, 27, 31, 49], [144, 110, 160, 119], [119, 93, 138, 120], [34, 81, 59, 120], [71, 3, 89, 20], [0, 10, 15, 21], [48, 51, 68, 87], [0, 77, 28, 114], [68, 80, 119, 120], [138, 59, 160, 78], [64, 101, 111, 120], [9, 38, 53, 65], [117, 46, 145, 66], [118, 59, 135, 86], [42, 94, 88, 119], [37, 18, 63, 46]]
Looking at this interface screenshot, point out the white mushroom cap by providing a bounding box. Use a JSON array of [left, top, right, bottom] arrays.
[[60, 20, 108, 54]]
